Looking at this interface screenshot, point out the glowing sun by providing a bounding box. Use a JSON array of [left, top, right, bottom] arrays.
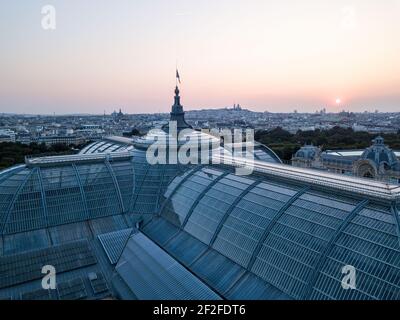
[[336, 98, 342, 104]]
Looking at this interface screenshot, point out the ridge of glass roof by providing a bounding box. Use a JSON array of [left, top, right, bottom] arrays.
[[215, 154, 400, 202], [104, 136, 134, 145], [25, 151, 133, 167]]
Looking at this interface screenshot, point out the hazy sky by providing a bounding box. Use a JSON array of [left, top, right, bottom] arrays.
[[0, 0, 399, 114]]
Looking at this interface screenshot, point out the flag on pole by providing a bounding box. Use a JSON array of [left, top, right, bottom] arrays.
[[176, 69, 181, 84]]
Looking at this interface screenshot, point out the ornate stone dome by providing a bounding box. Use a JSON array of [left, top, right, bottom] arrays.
[[361, 136, 399, 169], [294, 144, 320, 160]]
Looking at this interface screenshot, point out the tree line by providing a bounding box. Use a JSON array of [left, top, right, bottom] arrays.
[[255, 126, 400, 161], [0, 142, 85, 170], [1, 127, 399, 170]]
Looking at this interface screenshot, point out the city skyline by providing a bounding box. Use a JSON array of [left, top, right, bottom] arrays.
[[1, 0, 400, 114]]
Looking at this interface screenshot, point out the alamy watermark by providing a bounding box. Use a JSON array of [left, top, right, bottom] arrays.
[[41, 265, 56, 290], [341, 265, 356, 290], [41, 5, 56, 30], [145, 122, 255, 175], [341, 5, 357, 30]]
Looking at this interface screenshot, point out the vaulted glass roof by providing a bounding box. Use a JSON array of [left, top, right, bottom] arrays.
[[79, 137, 134, 155], [0, 155, 134, 235], [80, 135, 282, 165], [140, 164, 400, 300], [0, 149, 188, 236]]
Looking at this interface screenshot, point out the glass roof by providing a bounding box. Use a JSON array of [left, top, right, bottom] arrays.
[[0, 157, 135, 235], [145, 167, 400, 299], [79, 137, 134, 155], [116, 231, 222, 300], [0, 138, 399, 300]]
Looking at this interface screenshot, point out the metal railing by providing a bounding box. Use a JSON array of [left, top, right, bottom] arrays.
[[25, 151, 133, 167]]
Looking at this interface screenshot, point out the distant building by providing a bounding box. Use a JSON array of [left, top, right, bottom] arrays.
[[16, 133, 32, 144], [0, 129, 16, 142], [292, 136, 400, 184], [112, 109, 124, 121], [0, 135, 13, 143], [232, 103, 242, 111], [82, 124, 100, 130], [37, 135, 86, 146], [352, 123, 368, 132], [354, 136, 400, 182], [291, 143, 323, 169]]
